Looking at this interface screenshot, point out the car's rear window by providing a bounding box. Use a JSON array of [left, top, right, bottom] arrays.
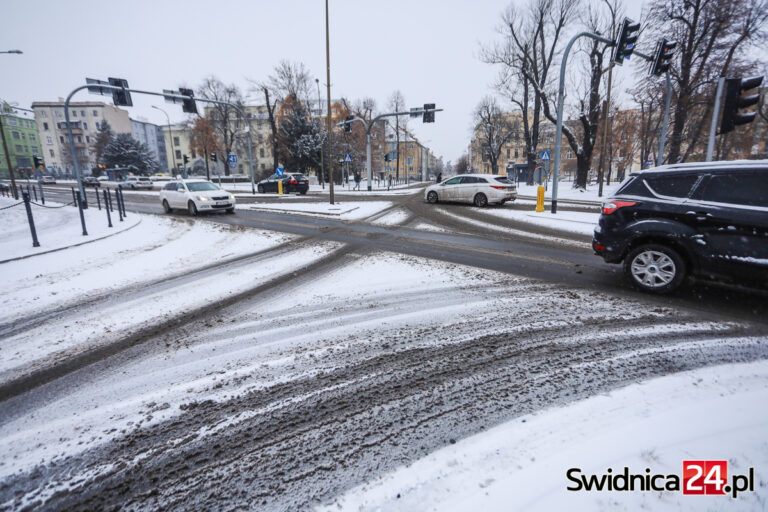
[[290, 174, 306, 180], [494, 177, 513, 184], [139, 178, 150, 181], [186, 182, 219, 192], [643, 174, 699, 198]]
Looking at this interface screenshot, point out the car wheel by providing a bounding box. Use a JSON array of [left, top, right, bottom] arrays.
[[300, 190, 307, 195], [624, 244, 686, 294], [473, 193, 488, 207], [427, 191, 438, 204], [226, 208, 235, 214], [257, 185, 265, 194], [162, 199, 172, 214], [188, 200, 198, 216]]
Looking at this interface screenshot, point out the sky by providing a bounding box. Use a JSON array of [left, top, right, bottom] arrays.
[[2, 0, 643, 164]]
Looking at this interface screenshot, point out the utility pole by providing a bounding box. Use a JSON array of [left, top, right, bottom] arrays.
[[325, 0, 334, 204], [315, 78, 325, 189], [597, 60, 614, 198]]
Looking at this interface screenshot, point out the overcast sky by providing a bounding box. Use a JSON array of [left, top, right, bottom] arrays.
[[3, 0, 644, 163]]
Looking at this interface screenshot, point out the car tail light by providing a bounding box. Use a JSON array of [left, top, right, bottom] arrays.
[[602, 200, 636, 215], [290, 179, 297, 184], [490, 185, 506, 190]]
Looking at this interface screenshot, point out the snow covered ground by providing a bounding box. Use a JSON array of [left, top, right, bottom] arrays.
[[516, 180, 623, 202], [239, 201, 394, 220], [319, 359, 768, 512], [471, 207, 599, 236], [0, 197, 139, 261]]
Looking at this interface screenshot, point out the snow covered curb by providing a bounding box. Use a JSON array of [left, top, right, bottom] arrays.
[[318, 359, 768, 512], [239, 201, 393, 220], [471, 207, 599, 236]]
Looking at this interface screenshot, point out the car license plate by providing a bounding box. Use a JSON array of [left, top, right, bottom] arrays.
[[216, 201, 228, 206]]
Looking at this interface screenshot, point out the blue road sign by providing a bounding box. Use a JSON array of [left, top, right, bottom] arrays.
[[228, 153, 237, 163], [344, 153, 352, 163], [276, 166, 284, 177], [541, 150, 551, 161], [229, 162, 236, 169]]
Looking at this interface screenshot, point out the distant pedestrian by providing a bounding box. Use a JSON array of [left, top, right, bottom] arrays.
[[354, 171, 361, 190], [436, 172, 442, 183]]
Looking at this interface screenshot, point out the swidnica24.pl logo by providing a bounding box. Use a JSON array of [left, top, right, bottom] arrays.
[[567, 460, 755, 499]]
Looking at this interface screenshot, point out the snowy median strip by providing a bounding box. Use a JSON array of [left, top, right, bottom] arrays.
[[239, 201, 393, 220]]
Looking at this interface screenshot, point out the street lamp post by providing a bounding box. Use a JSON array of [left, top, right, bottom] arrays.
[[1, 49, 22, 198], [152, 105, 176, 174], [325, 0, 334, 204], [0, 50, 23, 55], [315, 78, 325, 189]]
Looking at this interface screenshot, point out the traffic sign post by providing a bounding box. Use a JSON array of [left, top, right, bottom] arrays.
[[541, 150, 551, 161], [276, 166, 284, 195]]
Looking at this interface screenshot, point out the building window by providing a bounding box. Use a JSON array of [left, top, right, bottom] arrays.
[[11, 131, 20, 140], [50, 149, 54, 157], [72, 110, 77, 117], [46, 136, 52, 144], [173, 137, 180, 146], [175, 150, 181, 159], [8, 119, 17, 126], [15, 144, 22, 152], [514, 148, 518, 158], [83, 122, 87, 130], [29, 134, 36, 141], [59, 136, 65, 143], [43, 122, 49, 130], [86, 136, 90, 143], [40, 111, 47, 117], [92, 110, 98, 116], [261, 163, 265, 170], [80, 110, 86, 117], [191, 150, 196, 158], [55, 111, 62, 118], [506, 148, 510, 158], [566, 150, 573, 159], [33, 147, 38, 155], [259, 148, 265, 158]]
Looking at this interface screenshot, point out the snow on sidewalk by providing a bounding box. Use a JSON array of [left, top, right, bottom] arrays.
[[0, 197, 139, 261], [472, 207, 600, 236], [516, 180, 623, 203], [318, 359, 768, 512]]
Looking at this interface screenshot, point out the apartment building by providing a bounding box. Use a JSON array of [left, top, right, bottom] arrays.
[[0, 103, 43, 179], [131, 118, 169, 172], [32, 100, 131, 174]]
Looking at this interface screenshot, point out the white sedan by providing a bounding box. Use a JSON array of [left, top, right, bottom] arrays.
[[424, 174, 517, 207], [159, 179, 236, 215]]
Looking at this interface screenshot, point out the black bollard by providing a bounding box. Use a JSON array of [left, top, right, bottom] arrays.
[[76, 191, 88, 236], [107, 188, 114, 212], [116, 189, 123, 222], [32, 185, 38, 202], [95, 188, 101, 210], [71, 187, 77, 207], [22, 192, 40, 247], [118, 186, 127, 218], [103, 189, 112, 228]]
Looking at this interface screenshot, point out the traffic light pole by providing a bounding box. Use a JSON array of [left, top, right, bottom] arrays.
[[65, 83, 258, 206], [343, 107, 442, 191], [551, 31, 614, 213], [706, 77, 726, 162], [658, 70, 672, 166]]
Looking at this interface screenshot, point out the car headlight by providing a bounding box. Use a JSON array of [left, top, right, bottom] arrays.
[[229, 194, 235, 200], [197, 195, 210, 201]]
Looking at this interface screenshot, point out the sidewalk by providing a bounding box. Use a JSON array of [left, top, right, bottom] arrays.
[[0, 197, 140, 262]]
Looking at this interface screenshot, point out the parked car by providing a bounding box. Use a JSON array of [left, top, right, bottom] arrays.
[[96, 176, 109, 182], [123, 176, 154, 190], [159, 179, 236, 215], [38, 175, 56, 184], [256, 172, 309, 194], [424, 174, 517, 207], [592, 160, 768, 294], [83, 176, 100, 187]]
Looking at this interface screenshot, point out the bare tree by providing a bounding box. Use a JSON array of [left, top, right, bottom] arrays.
[[388, 90, 407, 180], [455, 154, 470, 174], [473, 96, 516, 174], [196, 76, 245, 176], [268, 60, 314, 108], [646, 0, 768, 163]]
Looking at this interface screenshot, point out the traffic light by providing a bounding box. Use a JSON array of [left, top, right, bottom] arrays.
[[651, 39, 676, 77], [613, 18, 640, 65], [183, 155, 189, 165], [423, 103, 435, 123], [179, 88, 198, 114], [108, 77, 133, 107], [344, 115, 354, 133], [211, 152, 218, 162], [720, 76, 764, 135], [33, 156, 44, 169]]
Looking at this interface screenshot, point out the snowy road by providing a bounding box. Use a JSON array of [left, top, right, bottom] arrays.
[[1, 185, 767, 511]]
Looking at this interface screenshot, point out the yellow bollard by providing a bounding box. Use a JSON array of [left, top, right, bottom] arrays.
[[278, 180, 283, 195], [535, 185, 545, 212]]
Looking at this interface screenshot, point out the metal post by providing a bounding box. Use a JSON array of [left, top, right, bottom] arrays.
[[422, 146, 428, 181], [32, 184, 38, 202], [366, 132, 372, 191], [551, 31, 615, 214], [103, 189, 112, 227], [118, 186, 127, 217], [71, 187, 77, 206], [597, 61, 615, 198], [657, 70, 672, 166], [76, 191, 88, 236], [325, 0, 335, 203], [107, 188, 114, 212], [315, 78, 325, 190], [64, 85, 89, 208], [706, 77, 725, 162], [22, 192, 40, 247], [95, 187, 101, 210], [116, 189, 123, 222]]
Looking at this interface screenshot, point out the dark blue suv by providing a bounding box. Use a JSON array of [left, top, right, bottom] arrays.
[[593, 161, 768, 293]]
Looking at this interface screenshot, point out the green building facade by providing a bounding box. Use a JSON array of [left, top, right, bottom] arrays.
[[0, 104, 44, 179]]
